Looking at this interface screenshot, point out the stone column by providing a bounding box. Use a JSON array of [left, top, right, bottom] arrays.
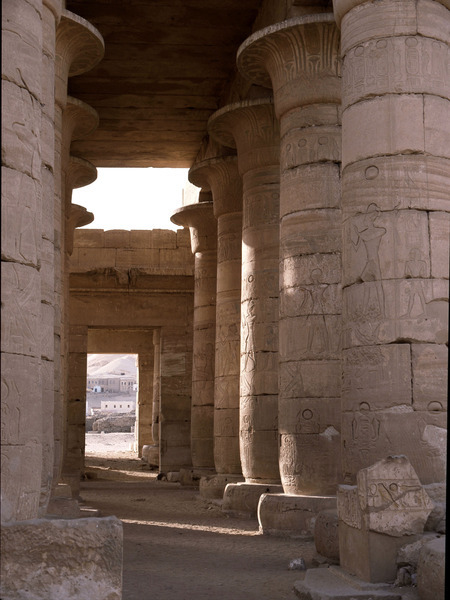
[[237, 15, 342, 534], [39, 0, 63, 516], [171, 198, 218, 479], [57, 98, 98, 494], [1, 0, 53, 523], [158, 326, 194, 475], [189, 155, 245, 498], [208, 98, 283, 517], [136, 352, 154, 458], [54, 10, 103, 496], [334, 0, 449, 485], [61, 204, 93, 497], [152, 330, 161, 444]]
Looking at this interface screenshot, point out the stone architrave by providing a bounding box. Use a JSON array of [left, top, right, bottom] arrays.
[[337, 455, 434, 582], [171, 199, 217, 476], [238, 14, 342, 499], [334, 0, 449, 485], [208, 98, 281, 489], [54, 11, 104, 497], [189, 155, 244, 496]]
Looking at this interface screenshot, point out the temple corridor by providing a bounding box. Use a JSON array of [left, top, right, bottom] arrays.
[[80, 454, 318, 600]]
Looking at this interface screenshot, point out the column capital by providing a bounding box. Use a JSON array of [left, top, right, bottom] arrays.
[[171, 200, 217, 254], [208, 98, 279, 174], [237, 14, 340, 118], [189, 156, 242, 218], [67, 156, 97, 195], [55, 10, 104, 105], [64, 96, 99, 144], [66, 203, 94, 255]]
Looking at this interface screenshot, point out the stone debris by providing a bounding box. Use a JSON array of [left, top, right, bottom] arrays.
[[288, 558, 306, 571]]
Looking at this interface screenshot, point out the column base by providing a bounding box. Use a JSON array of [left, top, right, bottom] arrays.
[[222, 482, 283, 518], [258, 493, 336, 538], [294, 565, 411, 600], [0, 516, 122, 600], [179, 467, 215, 487], [199, 473, 244, 500], [142, 444, 159, 467]]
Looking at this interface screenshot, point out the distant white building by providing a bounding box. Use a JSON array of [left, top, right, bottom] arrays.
[[100, 399, 136, 413]]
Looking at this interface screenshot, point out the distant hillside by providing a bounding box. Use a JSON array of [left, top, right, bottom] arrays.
[[87, 354, 137, 378]]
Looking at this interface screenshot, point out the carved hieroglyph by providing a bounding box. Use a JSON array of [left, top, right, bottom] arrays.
[[208, 98, 281, 483], [237, 15, 342, 495], [338, 455, 434, 536], [336, 0, 449, 484]]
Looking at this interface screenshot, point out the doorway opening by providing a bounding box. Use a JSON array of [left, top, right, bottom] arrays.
[[85, 353, 138, 460]]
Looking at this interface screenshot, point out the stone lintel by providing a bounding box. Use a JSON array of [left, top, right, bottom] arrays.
[[222, 482, 283, 518], [258, 493, 337, 538], [171, 200, 217, 254], [237, 14, 341, 117], [188, 156, 242, 218]]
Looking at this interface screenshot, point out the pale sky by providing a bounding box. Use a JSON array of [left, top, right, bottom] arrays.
[[72, 167, 196, 231]]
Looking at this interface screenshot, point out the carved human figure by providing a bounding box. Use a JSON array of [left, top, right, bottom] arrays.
[[351, 203, 386, 316], [242, 299, 256, 373], [299, 268, 330, 355], [402, 248, 427, 318]]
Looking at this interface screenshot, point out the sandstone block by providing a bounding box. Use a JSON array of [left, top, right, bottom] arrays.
[[0, 516, 122, 600], [412, 344, 448, 411], [1, 0, 43, 100], [73, 228, 104, 247], [341, 409, 446, 485], [281, 209, 341, 257], [1, 262, 40, 357], [1, 80, 42, 180], [280, 162, 341, 215], [429, 211, 450, 279], [199, 473, 244, 500], [1, 167, 41, 267], [342, 95, 424, 168], [341, 155, 450, 214], [258, 493, 336, 539], [222, 482, 283, 518], [416, 537, 445, 600], [337, 456, 433, 582], [314, 509, 340, 561]]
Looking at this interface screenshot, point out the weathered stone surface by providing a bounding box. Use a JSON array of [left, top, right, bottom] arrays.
[[92, 413, 135, 433], [258, 493, 336, 539], [0, 516, 122, 600], [199, 473, 244, 500], [411, 345, 448, 411], [314, 509, 340, 561], [416, 537, 445, 600], [294, 565, 404, 600], [222, 482, 283, 518], [337, 456, 434, 583], [341, 408, 447, 485]]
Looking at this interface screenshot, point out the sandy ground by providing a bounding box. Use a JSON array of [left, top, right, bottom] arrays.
[[82, 433, 320, 600]]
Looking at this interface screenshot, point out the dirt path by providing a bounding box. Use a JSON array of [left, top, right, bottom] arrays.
[[81, 439, 320, 600]]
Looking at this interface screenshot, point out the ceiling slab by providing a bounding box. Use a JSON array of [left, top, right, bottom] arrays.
[[67, 0, 262, 168]]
